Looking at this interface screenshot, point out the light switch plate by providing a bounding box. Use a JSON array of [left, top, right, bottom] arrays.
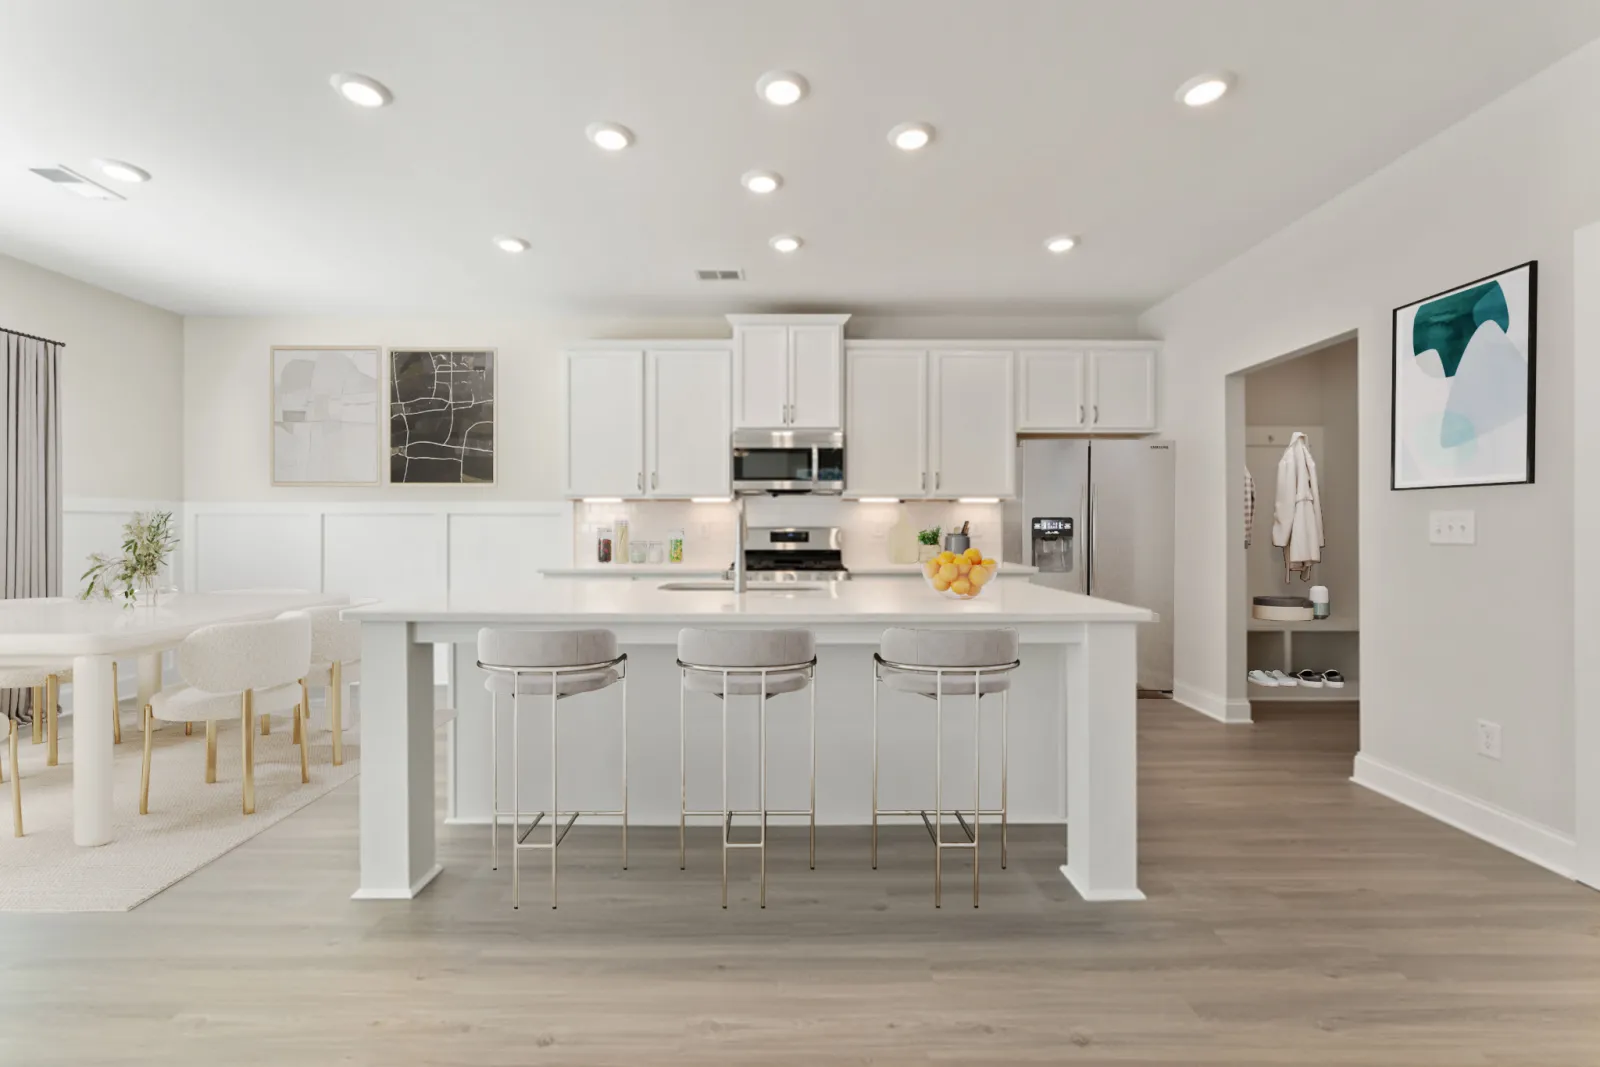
[[1429, 509, 1476, 545]]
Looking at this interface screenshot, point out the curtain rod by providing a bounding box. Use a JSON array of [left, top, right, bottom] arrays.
[[1, 326, 65, 347]]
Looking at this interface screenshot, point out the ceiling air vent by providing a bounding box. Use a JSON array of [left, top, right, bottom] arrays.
[[30, 165, 124, 201], [695, 268, 744, 281]]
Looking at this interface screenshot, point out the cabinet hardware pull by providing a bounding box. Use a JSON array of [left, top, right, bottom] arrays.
[[921, 472, 927, 491], [1079, 404, 1085, 424], [637, 472, 643, 491], [1093, 404, 1100, 424], [651, 471, 657, 490], [935, 471, 941, 490]]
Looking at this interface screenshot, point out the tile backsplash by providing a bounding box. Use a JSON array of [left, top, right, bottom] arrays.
[[571, 498, 1004, 570]]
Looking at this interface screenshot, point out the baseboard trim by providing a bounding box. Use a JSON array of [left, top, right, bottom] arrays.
[[1351, 753, 1576, 879], [350, 863, 443, 901], [444, 814, 1069, 828], [1172, 682, 1252, 724]]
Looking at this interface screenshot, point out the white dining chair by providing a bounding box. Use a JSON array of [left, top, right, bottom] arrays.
[[140, 612, 313, 816], [210, 588, 313, 739], [298, 601, 361, 766], [0, 665, 70, 769]]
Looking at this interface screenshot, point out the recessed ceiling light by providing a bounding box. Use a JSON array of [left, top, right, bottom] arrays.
[[330, 72, 393, 108], [93, 159, 150, 183], [1044, 235, 1078, 254], [586, 122, 634, 151], [741, 169, 782, 194], [1176, 71, 1235, 107], [888, 122, 934, 151], [770, 235, 802, 254], [493, 236, 529, 253], [756, 70, 808, 106]]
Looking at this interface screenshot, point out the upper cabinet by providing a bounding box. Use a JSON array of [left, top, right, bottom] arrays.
[[1015, 345, 1157, 433], [729, 314, 848, 429], [567, 346, 731, 499], [844, 346, 1014, 499]]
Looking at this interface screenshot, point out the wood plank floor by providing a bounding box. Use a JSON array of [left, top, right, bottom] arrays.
[[2, 700, 1596, 1064]]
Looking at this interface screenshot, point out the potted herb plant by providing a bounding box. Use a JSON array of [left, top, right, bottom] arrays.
[[81, 511, 179, 607], [916, 526, 941, 563]]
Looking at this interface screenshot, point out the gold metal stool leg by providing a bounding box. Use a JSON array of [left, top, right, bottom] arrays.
[[241, 690, 256, 815]]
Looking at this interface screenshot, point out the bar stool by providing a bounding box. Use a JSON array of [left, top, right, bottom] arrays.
[[677, 628, 816, 909], [872, 627, 1019, 908], [478, 628, 627, 910]]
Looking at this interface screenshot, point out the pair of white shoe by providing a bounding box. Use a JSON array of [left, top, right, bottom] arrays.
[[1248, 668, 1346, 688]]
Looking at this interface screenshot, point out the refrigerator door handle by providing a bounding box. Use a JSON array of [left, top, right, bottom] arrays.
[[1088, 485, 1098, 596]]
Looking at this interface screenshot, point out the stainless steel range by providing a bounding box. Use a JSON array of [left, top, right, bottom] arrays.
[[740, 526, 849, 583]]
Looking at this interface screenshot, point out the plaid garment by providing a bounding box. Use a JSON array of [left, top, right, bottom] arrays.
[[1244, 468, 1257, 548]]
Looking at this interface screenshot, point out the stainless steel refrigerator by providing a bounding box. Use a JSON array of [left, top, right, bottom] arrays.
[[1002, 438, 1176, 692]]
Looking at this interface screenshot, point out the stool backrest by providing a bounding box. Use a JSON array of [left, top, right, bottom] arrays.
[[477, 628, 618, 669], [179, 612, 312, 694], [677, 628, 815, 669], [880, 627, 1019, 669]]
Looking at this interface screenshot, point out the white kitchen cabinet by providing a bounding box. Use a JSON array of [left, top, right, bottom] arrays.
[[729, 314, 848, 429], [647, 348, 730, 498], [1016, 348, 1087, 430], [845, 348, 928, 497], [1087, 349, 1157, 431], [567, 349, 646, 497], [929, 350, 1015, 498], [567, 346, 730, 498]]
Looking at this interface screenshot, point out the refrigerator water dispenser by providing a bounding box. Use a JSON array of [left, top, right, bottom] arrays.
[[1031, 516, 1074, 573]]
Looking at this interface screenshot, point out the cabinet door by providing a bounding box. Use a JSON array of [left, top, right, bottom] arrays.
[[845, 348, 927, 497], [929, 350, 1015, 498], [1088, 349, 1157, 431], [567, 351, 644, 496], [788, 324, 843, 428], [1016, 348, 1086, 431], [647, 349, 730, 497], [732, 325, 790, 428]]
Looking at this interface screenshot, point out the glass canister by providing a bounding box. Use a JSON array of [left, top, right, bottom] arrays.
[[613, 519, 630, 564], [629, 539, 647, 564], [668, 529, 684, 563], [646, 540, 665, 564], [596, 524, 613, 564]]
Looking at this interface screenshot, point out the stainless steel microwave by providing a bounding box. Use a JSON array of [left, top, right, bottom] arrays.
[[730, 429, 844, 494]]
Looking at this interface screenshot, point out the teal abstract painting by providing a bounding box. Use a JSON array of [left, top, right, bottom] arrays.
[[1391, 261, 1536, 489]]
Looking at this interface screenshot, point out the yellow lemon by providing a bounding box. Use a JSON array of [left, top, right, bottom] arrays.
[[950, 578, 972, 596], [981, 557, 997, 567], [922, 559, 940, 578], [939, 551, 957, 564], [932, 577, 951, 592], [963, 547, 983, 562], [956, 559, 972, 575], [937, 563, 959, 583], [969, 565, 991, 586]]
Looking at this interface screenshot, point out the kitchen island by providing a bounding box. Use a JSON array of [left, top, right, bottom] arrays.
[[345, 577, 1153, 903]]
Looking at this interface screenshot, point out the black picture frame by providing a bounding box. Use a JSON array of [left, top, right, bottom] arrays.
[[1390, 260, 1536, 490]]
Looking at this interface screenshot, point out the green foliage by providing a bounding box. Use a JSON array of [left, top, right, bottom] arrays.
[[81, 511, 179, 606], [916, 526, 941, 546]]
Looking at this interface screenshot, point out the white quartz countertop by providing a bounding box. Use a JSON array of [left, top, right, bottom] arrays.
[[347, 576, 1151, 625], [538, 563, 1038, 578]]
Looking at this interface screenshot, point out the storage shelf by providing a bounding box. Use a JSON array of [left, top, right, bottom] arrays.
[[1249, 681, 1360, 702], [1247, 614, 1359, 633]]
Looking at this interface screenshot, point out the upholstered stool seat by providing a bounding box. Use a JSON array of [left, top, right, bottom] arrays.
[[677, 627, 818, 908], [873, 627, 1020, 908], [477, 627, 627, 909]]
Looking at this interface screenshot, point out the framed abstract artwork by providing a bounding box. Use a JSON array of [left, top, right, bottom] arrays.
[[1391, 261, 1536, 490], [388, 348, 496, 484], [271, 346, 381, 485]]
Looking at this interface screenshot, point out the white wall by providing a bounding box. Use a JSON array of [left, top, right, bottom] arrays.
[[1142, 40, 1600, 868], [1575, 220, 1600, 888], [0, 252, 183, 501]]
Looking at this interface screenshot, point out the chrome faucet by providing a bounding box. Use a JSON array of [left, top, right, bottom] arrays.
[[732, 494, 748, 594]]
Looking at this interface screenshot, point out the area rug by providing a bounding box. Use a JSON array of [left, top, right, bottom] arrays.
[[0, 702, 358, 912]]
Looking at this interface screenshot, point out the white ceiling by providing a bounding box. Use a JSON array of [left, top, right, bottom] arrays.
[[3, 0, 1599, 318]]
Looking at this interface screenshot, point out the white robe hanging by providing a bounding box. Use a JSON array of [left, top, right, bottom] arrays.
[[1271, 431, 1323, 581]]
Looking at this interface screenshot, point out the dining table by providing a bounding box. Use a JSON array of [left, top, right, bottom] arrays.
[[0, 591, 341, 846]]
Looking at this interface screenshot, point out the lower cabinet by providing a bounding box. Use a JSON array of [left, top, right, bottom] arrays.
[[567, 347, 730, 498], [845, 347, 1014, 499]]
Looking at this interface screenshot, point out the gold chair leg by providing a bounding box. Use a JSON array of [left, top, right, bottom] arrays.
[[46, 674, 59, 767], [241, 690, 256, 815], [185, 722, 193, 736], [139, 705, 154, 815], [261, 713, 270, 736], [330, 661, 344, 767], [112, 661, 122, 745], [295, 703, 309, 784], [9, 717, 21, 837], [31, 685, 43, 745], [293, 678, 304, 744], [205, 721, 218, 783]]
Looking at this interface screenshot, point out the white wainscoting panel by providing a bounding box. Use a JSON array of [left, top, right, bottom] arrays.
[[64, 499, 185, 597], [448, 512, 567, 600], [194, 512, 322, 593], [323, 513, 449, 601]]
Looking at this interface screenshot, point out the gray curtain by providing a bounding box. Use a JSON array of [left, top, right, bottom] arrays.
[[2, 330, 63, 723]]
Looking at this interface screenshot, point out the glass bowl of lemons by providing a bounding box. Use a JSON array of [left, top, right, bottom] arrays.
[[921, 547, 999, 599]]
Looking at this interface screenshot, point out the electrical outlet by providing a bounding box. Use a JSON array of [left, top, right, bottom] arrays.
[[1429, 510, 1476, 545], [1476, 719, 1502, 760]]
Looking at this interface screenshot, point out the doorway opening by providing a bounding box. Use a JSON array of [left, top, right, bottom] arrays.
[[1227, 334, 1360, 741]]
